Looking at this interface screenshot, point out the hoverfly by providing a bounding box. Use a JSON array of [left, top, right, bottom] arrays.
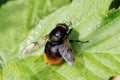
[[22, 23, 88, 66]]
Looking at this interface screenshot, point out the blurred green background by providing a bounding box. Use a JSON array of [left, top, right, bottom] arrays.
[[1, 0, 120, 9]]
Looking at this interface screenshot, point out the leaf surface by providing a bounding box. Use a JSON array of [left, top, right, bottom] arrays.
[[1, 0, 120, 80]]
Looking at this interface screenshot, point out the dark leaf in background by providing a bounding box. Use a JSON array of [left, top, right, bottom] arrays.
[[109, 0, 120, 10]]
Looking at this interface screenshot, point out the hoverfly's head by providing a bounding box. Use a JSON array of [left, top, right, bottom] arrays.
[[50, 30, 64, 42], [56, 23, 68, 31], [49, 23, 69, 43]]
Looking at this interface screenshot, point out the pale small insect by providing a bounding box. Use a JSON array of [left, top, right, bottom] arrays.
[[22, 42, 38, 55], [22, 35, 48, 56]]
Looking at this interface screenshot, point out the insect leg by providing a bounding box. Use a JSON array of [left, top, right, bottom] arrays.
[[69, 40, 89, 43], [67, 22, 72, 27], [67, 28, 73, 36]]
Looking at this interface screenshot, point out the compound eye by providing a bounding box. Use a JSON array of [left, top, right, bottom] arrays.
[[56, 23, 68, 31]]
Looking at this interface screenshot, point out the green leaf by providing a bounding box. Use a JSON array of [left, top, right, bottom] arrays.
[[2, 0, 120, 80], [0, 0, 71, 79], [0, 0, 71, 61]]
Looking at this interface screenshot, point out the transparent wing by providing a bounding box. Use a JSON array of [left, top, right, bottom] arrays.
[[20, 35, 48, 57], [58, 39, 75, 66]]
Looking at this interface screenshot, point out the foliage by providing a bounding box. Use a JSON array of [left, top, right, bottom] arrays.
[[1, 0, 120, 80]]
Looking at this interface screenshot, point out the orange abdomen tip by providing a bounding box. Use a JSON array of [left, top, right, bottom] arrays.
[[44, 53, 63, 64]]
